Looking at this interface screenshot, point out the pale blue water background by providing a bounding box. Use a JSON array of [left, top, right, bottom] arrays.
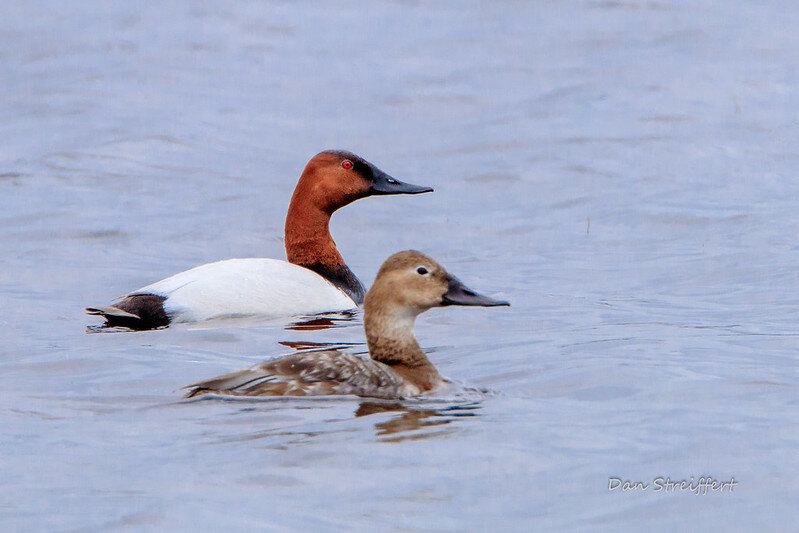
[[1, 1, 798, 530]]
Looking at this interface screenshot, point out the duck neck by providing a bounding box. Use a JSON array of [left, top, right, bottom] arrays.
[[285, 194, 343, 267], [365, 309, 441, 391], [284, 192, 365, 304]]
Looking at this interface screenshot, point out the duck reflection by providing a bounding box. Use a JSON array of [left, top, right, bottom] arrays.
[[355, 401, 482, 441], [87, 309, 360, 334], [285, 310, 358, 331], [279, 340, 364, 352]]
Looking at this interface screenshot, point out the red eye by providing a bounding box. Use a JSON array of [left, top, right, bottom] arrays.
[[342, 160, 353, 170]]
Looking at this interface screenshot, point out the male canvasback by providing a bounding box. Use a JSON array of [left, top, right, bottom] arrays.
[[182, 250, 509, 399], [86, 151, 432, 330]]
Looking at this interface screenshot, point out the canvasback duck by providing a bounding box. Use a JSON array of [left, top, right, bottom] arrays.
[[182, 250, 509, 399], [86, 151, 432, 329]]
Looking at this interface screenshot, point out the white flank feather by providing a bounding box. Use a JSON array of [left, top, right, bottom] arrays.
[[132, 258, 356, 322]]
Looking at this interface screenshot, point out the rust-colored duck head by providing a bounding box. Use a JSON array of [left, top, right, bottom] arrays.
[[288, 150, 433, 215], [285, 150, 432, 265]]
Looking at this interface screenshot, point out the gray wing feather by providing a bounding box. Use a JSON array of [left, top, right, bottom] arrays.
[[183, 350, 409, 399]]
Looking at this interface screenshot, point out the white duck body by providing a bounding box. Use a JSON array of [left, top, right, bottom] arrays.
[[134, 258, 356, 323], [87, 150, 433, 329]]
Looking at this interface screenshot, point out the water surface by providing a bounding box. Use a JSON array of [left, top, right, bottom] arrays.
[[1, 1, 798, 530]]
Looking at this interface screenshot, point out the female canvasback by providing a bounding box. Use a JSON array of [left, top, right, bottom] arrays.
[[182, 250, 509, 400], [86, 151, 432, 330]]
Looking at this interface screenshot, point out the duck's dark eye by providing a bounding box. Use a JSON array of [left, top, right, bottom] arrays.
[[341, 160, 353, 170], [386, 178, 397, 184], [416, 266, 429, 275]]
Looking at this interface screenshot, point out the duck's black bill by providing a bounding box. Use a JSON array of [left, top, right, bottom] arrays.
[[441, 276, 510, 307], [369, 167, 434, 195]]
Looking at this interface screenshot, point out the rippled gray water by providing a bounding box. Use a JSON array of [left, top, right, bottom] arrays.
[[2, 1, 798, 530]]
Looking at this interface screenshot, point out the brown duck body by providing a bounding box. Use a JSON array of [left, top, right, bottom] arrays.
[[184, 350, 423, 399], [183, 251, 508, 400]]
